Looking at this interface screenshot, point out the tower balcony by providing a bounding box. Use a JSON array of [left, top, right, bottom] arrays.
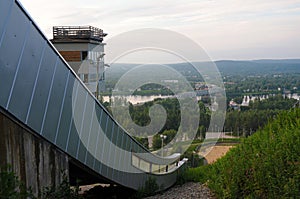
[[52, 26, 107, 43]]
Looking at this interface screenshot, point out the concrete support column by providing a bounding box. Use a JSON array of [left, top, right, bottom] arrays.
[[0, 110, 69, 197]]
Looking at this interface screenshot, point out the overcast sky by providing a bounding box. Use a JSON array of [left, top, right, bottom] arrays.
[[19, 0, 300, 62]]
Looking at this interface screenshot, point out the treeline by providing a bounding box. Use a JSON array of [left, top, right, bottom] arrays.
[[225, 74, 300, 100], [131, 98, 211, 150], [186, 108, 300, 198], [104, 98, 211, 150], [129, 98, 181, 131], [103, 95, 298, 149], [225, 95, 297, 136]]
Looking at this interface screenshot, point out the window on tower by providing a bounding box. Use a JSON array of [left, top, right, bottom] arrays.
[[81, 51, 88, 60]]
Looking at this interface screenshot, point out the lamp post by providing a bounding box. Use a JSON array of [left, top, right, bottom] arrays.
[[160, 134, 167, 157], [91, 53, 109, 100]]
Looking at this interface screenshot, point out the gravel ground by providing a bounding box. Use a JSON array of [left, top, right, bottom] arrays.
[[144, 182, 216, 199]]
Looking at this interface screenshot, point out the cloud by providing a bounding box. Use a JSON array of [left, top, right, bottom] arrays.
[[18, 0, 300, 60]]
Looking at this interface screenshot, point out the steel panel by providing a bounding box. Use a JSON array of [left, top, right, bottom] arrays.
[[99, 114, 108, 145], [92, 105, 103, 170], [101, 117, 113, 176], [111, 121, 120, 146], [132, 140, 139, 153], [111, 126, 120, 181], [98, 112, 109, 173], [84, 102, 95, 166], [107, 122, 116, 180], [26, 47, 57, 133], [0, 0, 13, 44], [86, 104, 101, 168], [0, 3, 30, 107], [42, 61, 68, 142], [99, 109, 108, 133], [66, 80, 80, 157], [8, 23, 45, 122], [121, 134, 130, 184], [106, 118, 113, 140], [117, 129, 125, 182], [74, 85, 88, 160], [53, 71, 70, 143], [77, 94, 94, 162], [66, 121, 80, 157], [74, 84, 87, 137], [55, 74, 75, 149]]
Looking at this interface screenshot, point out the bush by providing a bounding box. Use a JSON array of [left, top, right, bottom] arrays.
[[42, 173, 83, 199], [0, 165, 35, 198], [133, 177, 159, 198], [188, 109, 300, 198], [184, 165, 211, 183]]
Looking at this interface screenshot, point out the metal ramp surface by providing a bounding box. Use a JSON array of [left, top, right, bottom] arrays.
[[0, 0, 186, 190]]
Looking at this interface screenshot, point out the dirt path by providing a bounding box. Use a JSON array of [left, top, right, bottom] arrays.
[[199, 145, 235, 164]]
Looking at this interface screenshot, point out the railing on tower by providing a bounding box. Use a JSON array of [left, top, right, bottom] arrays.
[[53, 26, 107, 42]]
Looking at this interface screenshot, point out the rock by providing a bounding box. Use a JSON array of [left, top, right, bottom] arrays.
[[144, 182, 216, 199]]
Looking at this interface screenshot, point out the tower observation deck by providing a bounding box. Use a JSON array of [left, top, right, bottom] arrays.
[[52, 26, 107, 43]]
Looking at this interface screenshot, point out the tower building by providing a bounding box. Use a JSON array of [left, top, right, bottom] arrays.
[[51, 26, 107, 98]]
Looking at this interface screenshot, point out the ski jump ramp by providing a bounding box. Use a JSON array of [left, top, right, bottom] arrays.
[[0, 0, 186, 191]]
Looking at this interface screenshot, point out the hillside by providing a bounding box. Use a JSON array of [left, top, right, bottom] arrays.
[[186, 108, 300, 198], [106, 59, 300, 80], [215, 59, 300, 76]]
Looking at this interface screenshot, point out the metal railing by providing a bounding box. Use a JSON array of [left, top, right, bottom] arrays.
[[53, 26, 107, 42]]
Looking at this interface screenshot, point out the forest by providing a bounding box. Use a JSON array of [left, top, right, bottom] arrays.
[[103, 94, 297, 150], [225, 95, 298, 136]]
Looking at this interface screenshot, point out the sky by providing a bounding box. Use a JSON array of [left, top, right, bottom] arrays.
[[19, 0, 300, 62]]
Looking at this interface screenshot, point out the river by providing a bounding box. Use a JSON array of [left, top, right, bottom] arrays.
[[102, 93, 299, 105]]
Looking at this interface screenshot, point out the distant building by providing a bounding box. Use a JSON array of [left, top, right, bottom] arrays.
[[229, 100, 240, 110], [162, 80, 179, 83], [51, 26, 107, 98]]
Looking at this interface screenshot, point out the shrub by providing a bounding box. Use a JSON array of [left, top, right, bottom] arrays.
[[0, 165, 35, 199], [204, 109, 300, 198], [133, 177, 159, 198], [42, 173, 83, 199]]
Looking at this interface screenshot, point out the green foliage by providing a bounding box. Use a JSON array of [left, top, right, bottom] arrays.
[[185, 165, 211, 183], [133, 136, 149, 149], [134, 177, 159, 198], [176, 169, 188, 185], [249, 95, 297, 110], [225, 73, 300, 96], [187, 109, 300, 198], [152, 129, 177, 150], [105, 62, 300, 95], [225, 109, 279, 137], [133, 83, 174, 96], [232, 96, 243, 104], [225, 96, 297, 137], [42, 173, 83, 199], [179, 141, 206, 168], [0, 165, 35, 199], [111, 97, 210, 139], [184, 151, 205, 168]]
